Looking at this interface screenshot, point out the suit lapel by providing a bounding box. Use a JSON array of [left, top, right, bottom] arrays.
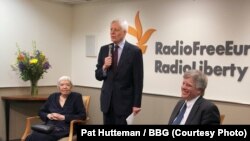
[[174, 101, 185, 116], [185, 97, 203, 124]]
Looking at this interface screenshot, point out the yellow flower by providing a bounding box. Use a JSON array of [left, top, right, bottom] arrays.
[[12, 41, 51, 82], [40, 53, 45, 61], [29, 58, 38, 64]]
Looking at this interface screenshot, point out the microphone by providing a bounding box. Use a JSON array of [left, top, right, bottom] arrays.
[[108, 45, 112, 57]]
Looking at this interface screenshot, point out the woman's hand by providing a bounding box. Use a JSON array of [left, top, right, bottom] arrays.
[[47, 113, 65, 121]]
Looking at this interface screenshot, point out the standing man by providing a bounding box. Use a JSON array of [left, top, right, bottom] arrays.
[[168, 69, 220, 125], [95, 19, 143, 125]]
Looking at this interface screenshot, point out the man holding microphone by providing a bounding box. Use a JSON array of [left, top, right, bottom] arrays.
[[95, 19, 144, 125]]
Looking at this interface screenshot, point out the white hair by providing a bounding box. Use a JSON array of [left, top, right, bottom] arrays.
[[183, 70, 208, 96], [57, 76, 73, 87], [111, 19, 128, 32]]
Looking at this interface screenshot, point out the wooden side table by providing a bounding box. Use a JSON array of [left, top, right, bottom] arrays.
[[1, 95, 48, 141]]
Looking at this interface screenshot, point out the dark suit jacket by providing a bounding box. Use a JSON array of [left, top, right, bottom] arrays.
[[95, 41, 143, 116], [168, 96, 220, 125]]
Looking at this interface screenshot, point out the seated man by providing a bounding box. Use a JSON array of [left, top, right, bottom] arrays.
[[168, 70, 220, 125], [25, 76, 86, 141]]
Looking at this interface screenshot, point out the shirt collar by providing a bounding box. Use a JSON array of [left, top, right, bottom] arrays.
[[114, 39, 125, 49], [185, 96, 200, 108]]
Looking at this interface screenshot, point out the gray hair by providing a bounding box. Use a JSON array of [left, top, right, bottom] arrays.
[[183, 70, 208, 96], [57, 76, 73, 87], [111, 19, 128, 32]]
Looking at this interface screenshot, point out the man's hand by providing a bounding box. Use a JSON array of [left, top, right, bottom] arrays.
[[103, 56, 112, 71], [132, 107, 142, 115]]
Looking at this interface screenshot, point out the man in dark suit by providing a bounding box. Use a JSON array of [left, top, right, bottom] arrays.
[[95, 19, 143, 125], [168, 70, 220, 125]]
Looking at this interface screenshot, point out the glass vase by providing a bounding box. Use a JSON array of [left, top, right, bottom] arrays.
[[30, 80, 38, 96]]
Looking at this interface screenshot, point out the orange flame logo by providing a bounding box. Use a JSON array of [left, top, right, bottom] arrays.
[[128, 11, 156, 54]]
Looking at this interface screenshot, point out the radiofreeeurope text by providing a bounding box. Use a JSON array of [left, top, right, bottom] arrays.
[[155, 41, 250, 81]]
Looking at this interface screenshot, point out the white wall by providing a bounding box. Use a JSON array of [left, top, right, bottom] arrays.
[[0, 1, 250, 140], [1, 0, 250, 104], [71, 0, 250, 104], [0, 0, 72, 87]]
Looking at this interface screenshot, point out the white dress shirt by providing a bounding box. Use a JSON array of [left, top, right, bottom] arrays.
[[180, 96, 200, 125]]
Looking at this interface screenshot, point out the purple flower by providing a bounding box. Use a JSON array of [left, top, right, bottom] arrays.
[[18, 62, 26, 72], [43, 61, 51, 70], [12, 42, 51, 82]]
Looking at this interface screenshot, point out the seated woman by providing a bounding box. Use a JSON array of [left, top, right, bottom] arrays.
[[25, 76, 86, 141]]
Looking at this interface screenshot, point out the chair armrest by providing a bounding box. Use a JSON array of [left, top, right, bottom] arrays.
[[21, 116, 41, 141], [68, 117, 90, 141]]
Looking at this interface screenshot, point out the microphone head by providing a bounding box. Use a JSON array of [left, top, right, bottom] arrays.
[[108, 45, 112, 56]]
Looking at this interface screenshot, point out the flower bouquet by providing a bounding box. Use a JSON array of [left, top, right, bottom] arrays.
[[11, 41, 51, 96]]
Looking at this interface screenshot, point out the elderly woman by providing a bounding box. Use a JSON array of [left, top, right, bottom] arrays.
[[26, 76, 86, 141]]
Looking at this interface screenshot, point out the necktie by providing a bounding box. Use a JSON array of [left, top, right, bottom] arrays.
[[172, 103, 187, 125], [113, 45, 119, 71]]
